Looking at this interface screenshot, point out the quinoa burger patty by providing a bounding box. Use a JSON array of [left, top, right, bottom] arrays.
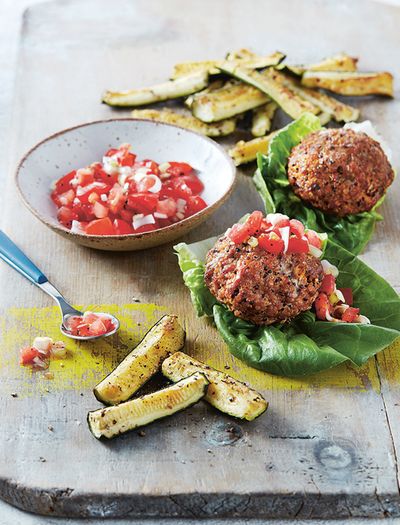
[[287, 128, 394, 217], [205, 235, 324, 325]]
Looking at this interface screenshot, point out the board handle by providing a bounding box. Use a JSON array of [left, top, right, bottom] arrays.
[[0, 230, 48, 285]]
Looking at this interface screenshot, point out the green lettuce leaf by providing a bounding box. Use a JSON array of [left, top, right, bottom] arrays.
[[254, 113, 383, 255], [174, 238, 400, 377]]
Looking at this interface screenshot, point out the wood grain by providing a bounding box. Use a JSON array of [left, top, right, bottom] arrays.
[[0, 0, 399, 518]]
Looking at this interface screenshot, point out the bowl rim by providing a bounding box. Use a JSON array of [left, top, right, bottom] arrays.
[[15, 117, 237, 240]]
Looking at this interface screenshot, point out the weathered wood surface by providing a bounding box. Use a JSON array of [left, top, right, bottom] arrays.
[[0, 0, 399, 519]]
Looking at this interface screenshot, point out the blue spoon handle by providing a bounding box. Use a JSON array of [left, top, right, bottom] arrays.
[[0, 230, 48, 285]]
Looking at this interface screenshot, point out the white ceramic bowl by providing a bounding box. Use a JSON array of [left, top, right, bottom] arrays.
[[16, 118, 236, 251]]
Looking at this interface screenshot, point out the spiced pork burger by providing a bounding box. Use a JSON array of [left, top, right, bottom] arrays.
[[204, 212, 325, 325], [287, 128, 394, 217]]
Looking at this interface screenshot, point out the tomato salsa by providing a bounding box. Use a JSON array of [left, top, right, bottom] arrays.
[[51, 143, 207, 235], [64, 311, 117, 337]]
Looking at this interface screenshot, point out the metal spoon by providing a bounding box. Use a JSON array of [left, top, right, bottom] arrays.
[[0, 230, 120, 340]]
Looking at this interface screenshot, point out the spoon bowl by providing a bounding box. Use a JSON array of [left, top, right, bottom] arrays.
[[61, 312, 120, 341]]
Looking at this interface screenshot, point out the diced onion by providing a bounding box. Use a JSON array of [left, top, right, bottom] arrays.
[[32, 356, 49, 369], [133, 167, 151, 182], [103, 156, 119, 175], [70, 220, 84, 234], [154, 212, 168, 219], [309, 244, 323, 258], [279, 226, 290, 253], [325, 310, 335, 322], [176, 198, 187, 213], [247, 236, 259, 248], [158, 162, 171, 173], [321, 259, 339, 277], [132, 213, 155, 230], [32, 337, 53, 355], [356, 314, 371, 324], [266, 213, 289, 226], [334, 289, 346, 304], [146, 174, 162, 194]]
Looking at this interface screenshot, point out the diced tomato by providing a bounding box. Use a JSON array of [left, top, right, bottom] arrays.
[[72, 202, 94, 221], [119, 208, 134, 223], [274, 218, 290, 229], [127, 193, 158, 214], [57, 189, 75, 207], [342, 306, 360, 323], [85, 217, 115, 235], [287, 236, 309, 254], [258, 234, 284, 254], [93, 166, 118, 185], [289, 219, 305, 238], [65, 316, 81, 333], [260, 219, 273, 232], [20, 346, 40, 365], [105, 148, 118, 157], [88, 318, 108, 336], [244, 211, 263, 235], [320, 274, 336, 295], [228, 223, 250, 244], [135, 160, 159, 175], [114, 219, 134, 234], [314, 293, 332, 321], [162, 178, 193, 200], [166, 162, 193, 177], [53, 171, 76, 194], [119, 152, 136, 167], [108, 184, 126, 214], [339, 287, 353, 306], [186, 196, 207, 216], [57, 206, 79, 228], [76, 182, 110, 203], [76, 323, 91, 337], [75, 169, 94, 186], [305, 229, 322, 249], [179, 174, 204, 195], [228, 211, 263, 244]]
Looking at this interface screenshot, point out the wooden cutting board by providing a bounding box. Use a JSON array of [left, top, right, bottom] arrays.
[[0, 0, 399, 519]]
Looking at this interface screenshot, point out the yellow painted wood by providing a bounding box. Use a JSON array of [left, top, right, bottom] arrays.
[[1, 304, 393, 397]]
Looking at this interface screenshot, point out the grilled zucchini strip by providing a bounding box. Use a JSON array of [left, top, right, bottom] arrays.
[[218, 64, 319, 119], [301, 71, 394, 97], [88, 372, 209, 439], [191, 81, 269, 122], [131, 108, 236, 137], [185, 79, 226, 108], [171, 51, 285, 79], [102, 72, 209, 107], [251, 101, 278, 136], [278, 73, 359, 122], [286, 52, 358, 76], [94, 315, 185, 405], [162, 352, 267, 421], [229, 131, 278, 166], [317, 112, 332, 125]]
